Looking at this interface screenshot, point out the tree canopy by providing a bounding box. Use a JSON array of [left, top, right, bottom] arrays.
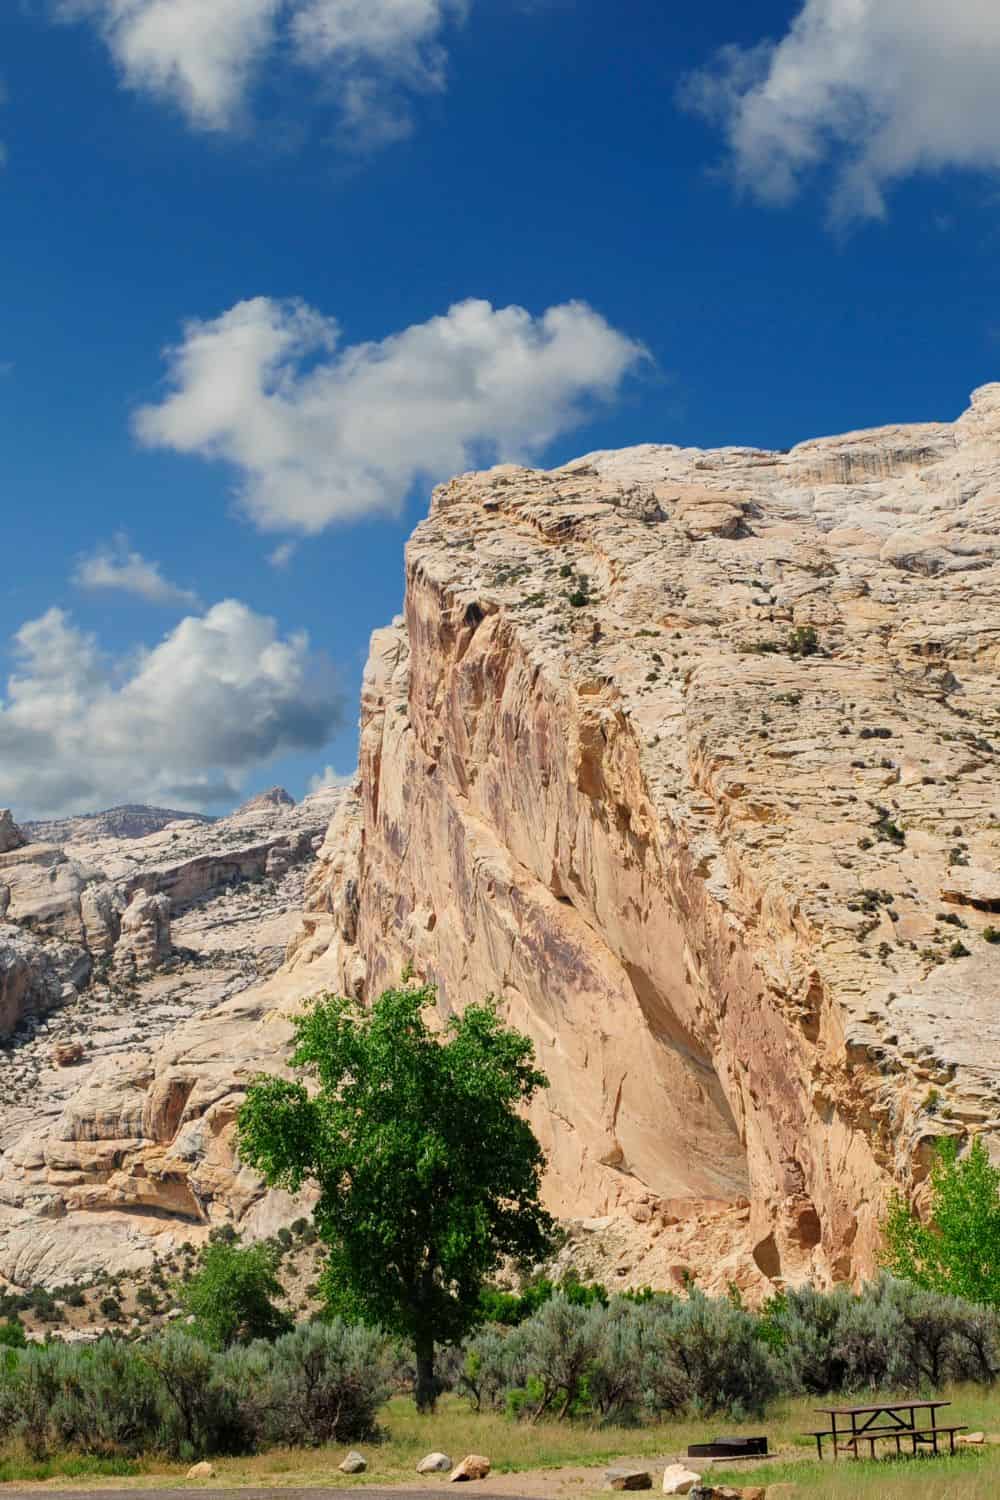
[[237, 983, 554, 1408], [882, 1135, 1000, 1305], [178, 1242, 293, 1349]]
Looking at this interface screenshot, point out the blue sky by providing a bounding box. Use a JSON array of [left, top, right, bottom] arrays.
[[2, 0, 1000, 818]]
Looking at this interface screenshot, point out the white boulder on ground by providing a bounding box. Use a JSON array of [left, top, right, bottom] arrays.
[[449, 1455, 491, 1482], [339, 1451, 367, 1473], [417, 1452, 453, 1473], [662, 1465, 703, 1495], [185, 1461, 215, 1479]]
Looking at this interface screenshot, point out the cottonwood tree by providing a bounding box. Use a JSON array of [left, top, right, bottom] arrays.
[[882, 1136, 1000, 1305], [238, 984, 553, 1410]]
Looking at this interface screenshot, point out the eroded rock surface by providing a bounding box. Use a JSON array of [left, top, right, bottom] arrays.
[[0, 788, 342, 1286], [310, 384, 1000, 1289], [6, 386, 1000, 1294]]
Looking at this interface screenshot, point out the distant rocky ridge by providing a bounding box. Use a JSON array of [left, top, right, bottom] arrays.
[[4, 385, 1000, 1298], [22, 805, 216, 845]]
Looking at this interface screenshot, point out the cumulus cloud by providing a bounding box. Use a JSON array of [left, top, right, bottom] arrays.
[[61, 0, 465, 145], [308, 764, 355, 793], [74, 534, 200, 607], [0, 601, 342, 818], [681, 0, 1000, 221], [134, 296, 646, 534]]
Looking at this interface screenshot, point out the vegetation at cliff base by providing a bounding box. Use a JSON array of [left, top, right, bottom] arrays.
[[238, 983, 554, 1410], [178, 1241, 292, 1350], [882, 1135, 1000, 1305]]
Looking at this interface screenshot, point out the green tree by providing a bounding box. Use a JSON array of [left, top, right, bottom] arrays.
[[0, 1317, 26, 1349], [238, 984, 554, 1410], [882, 1136, 1000, 1304], [179, 1243, 292, 1349]]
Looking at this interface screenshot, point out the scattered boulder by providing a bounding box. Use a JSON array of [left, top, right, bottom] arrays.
[[339, 1452, 367, 1474], [186, 1461, 215, 1480], [52, 1040, 85, 1067], [606, 1468, 653, 1491], [662, 1466, 702, 1495], [418, 1453, 453, 1474], [692, 1488, 755, 1500], [450, 1455, 492, 1482]]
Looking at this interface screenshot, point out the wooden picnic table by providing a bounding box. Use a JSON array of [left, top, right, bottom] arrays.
[[809, 1400, 966, 1460]]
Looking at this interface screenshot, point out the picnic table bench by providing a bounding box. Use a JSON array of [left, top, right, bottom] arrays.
[[809, 1400, 966, 1460]]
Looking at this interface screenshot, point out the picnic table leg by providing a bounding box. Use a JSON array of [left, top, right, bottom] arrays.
[[868, 1436, 876, 1460], [895, 1434, 901, 1457], [831, 1412, 838, 1462], [932, 1428, 940, 1455], [815, 1434, 823, 1461]]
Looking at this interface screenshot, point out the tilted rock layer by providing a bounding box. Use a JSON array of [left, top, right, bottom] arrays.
[[5, 386, 1000, 1294]]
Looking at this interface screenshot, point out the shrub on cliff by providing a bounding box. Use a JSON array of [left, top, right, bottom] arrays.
[[238, 984, 554, 1411]]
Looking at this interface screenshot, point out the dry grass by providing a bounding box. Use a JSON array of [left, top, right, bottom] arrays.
[[3, 1387, 1000, 1494]]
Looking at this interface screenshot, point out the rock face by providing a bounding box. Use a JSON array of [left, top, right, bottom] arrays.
[[0, 788, 343, 1287], [0, 811, 26, 855], [5, 386, 1000, 1296], [309, 383, 1000, 1290], [113, 891, 173, 977], [0, 789, 327, 1037]]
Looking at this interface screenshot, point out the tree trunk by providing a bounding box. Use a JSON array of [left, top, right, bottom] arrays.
[[415, 1331, 437, 1413]]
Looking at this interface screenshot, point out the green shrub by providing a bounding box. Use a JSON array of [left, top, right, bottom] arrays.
[[462, 1290, 778, 1422], [0, 1320, 26, 1350], [178, 1243, 292, 1350]]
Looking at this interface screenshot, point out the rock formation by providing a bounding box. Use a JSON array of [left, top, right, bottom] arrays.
[[113, 891, 174, 977], [4, 386, 1000, 1294], [0, 810, 26, 855], [312, 382, 1000, 1290], [0, 788, 342, 1286]]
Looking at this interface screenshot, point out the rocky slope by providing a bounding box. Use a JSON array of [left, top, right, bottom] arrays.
[[4, 385, 1000, 1297], [0, 788, 341, 1288]]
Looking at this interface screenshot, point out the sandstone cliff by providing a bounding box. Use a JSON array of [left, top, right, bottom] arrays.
[[311, 383, 1000, 1291], [4, 387, 1000, 1295]]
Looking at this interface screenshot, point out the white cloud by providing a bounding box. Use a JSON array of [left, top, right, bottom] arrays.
[[61, 0, 464, 145], [63, 0, 282, 132], [681, 0, 1000, 221], [134, 295, 647, 534], [74, 534, 200, 608], [0, 601, 342, 818], [308, 764, 354, 793], [268, 541, 298, 569]]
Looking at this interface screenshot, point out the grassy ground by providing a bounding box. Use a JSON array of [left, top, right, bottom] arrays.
[[2, 1388, 999, 1493]]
